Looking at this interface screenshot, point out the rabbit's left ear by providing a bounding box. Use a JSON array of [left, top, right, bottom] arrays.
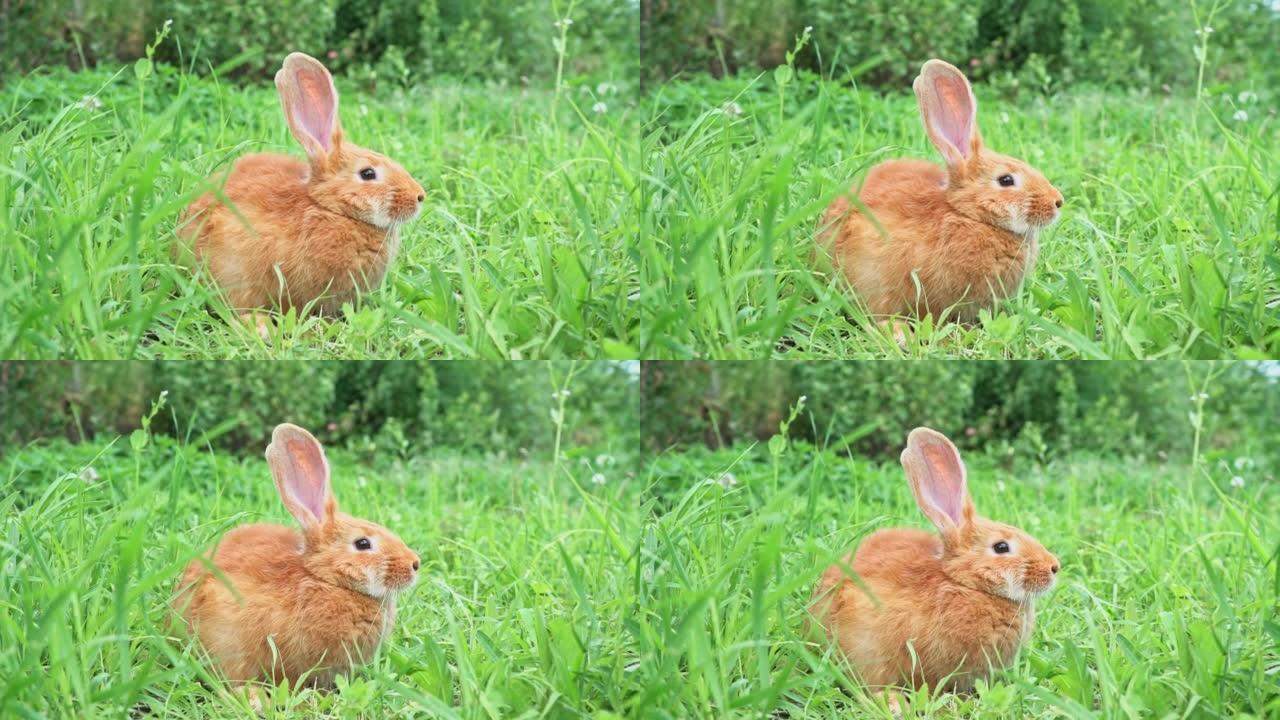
[[913, 59, 983, 168], [266, 423, 338, 532], [901, 427, 976, 533], [275, 53, 344, 163]]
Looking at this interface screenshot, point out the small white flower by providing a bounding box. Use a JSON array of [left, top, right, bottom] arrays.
[[1233, 109, 1248, 122], [1234, 457, 1252, 470], [592, 101, 608, 114], [1230, 475, 1245, 489], [1204, 25, 1213, 34], [717, 472, 737, 489], [596, 454, 614, 467], [80, 467, 100, 483], [596, 82, 615, 95], [579, 457, 591, 467], [1238, 91, 1258, 104], [554, 17, 574, 28], [1000, 111, 1010, 124], [164, 18, 173, 28], [798, 395, 807, 403], [804, 25, 813, 33], [996, 480, 1007, 492], [591, 473, 606, 485], [78, 95, 103, 110], [721, 101, 743, 117], [358, 475, 368, 487]]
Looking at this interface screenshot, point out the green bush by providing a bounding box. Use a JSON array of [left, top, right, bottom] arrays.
[[155, 0, 340, 77], [640, 0, 1280, 90]]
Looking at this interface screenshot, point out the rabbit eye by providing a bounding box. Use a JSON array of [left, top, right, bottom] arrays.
[[993, 541, 1011, 554], [997, 174, 1016, 187], [354, 537, 372, 551], [359, 167, 377, 181]]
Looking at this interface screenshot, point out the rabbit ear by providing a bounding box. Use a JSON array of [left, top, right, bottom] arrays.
[[275, 53, 344, 162], [266, 423, 337, 530], [900, 427, 975, 533], [913, 59, 982, 167]]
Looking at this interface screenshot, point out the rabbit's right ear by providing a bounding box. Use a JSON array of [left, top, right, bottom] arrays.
[[266, 423, 338, 531], [913, 59, 982, 168], [275, 53, 344, 164], [900, 427, 975, 534]]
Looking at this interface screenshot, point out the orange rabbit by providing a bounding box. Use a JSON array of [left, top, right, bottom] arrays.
[[811, 428, 1059, 704], [175, 424, 420, 701], [819, 60, 1064, 322], [178, 53, 425, 317]]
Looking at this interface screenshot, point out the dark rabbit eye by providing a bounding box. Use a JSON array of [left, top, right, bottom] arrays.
[[997, 174, 1016, 187], [993, 541, 1011, 554], [354, 537, 372, 551], [359, 167, 377, 181]]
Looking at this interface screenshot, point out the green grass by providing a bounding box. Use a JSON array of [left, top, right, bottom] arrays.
[[0, 64, 638, 359], [639, 73, 1280, 359], [4, 431, 1276, 717]]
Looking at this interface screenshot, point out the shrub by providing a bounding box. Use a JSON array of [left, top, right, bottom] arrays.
[[153, 0, 339, 77]]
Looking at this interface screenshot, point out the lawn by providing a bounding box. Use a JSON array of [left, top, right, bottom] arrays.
[[639, 74, 1280, 359], [0, 64, 639, 359], [4, 431, 1276, 717]]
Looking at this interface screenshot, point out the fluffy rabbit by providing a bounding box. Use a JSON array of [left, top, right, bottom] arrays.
[[810, 427, 1059, 699], [177, 53, 425, 317], [818, 60, 1064, 322], [175, 423, 420, 696]]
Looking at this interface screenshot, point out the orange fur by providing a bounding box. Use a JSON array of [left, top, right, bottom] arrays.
[[811, 428, 1059, 693], [818, 60, 1063, 322], [174, 424, 420, 690], [176, 53, 425, 316]]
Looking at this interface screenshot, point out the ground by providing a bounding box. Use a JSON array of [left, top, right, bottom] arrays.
[[0, 66, 638, 359], [3, 434, 1275, 717], [639, 74, 1280, 359]]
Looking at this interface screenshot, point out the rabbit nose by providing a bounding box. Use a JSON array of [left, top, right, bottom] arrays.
[[416, 193, 425, 203], [1054, 198, 1063, 209], [1050, 562, 1060, 574], [411, 556, 420, 571]]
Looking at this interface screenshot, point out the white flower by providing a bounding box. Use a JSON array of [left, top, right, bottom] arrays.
[[592, 101, 608, 114], [721, 101, 743, 117], [164, 18, 173, 28], [1230, 475, 1245, 489], [995, 480, 1007, 492], [1234, 457, 1252, 470], [596, 454, 614, 467], [804, 25, 813, 34], [596, 82, 615, 95], [716, 472, 737, 489], [78, 95, 103, 110], [1000, 111, 1010, 124], [80, 467, 100, 483], [1233, 109, 1248, 122], [590, 473, 606, 485], [1238, 91, 1258, 104], [554, 18, 574, 28]]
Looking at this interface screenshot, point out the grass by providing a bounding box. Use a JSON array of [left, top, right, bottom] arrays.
[[0, 63, 639, 359], [4, 424, 1276, 717], [638, 73, 1280, 359]]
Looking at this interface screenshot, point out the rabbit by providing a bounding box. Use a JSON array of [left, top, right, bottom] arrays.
[[176, 52, 426, 319], [174, 423, 420, 701], [810, 427, 1059, 706], [818, 59, 1064, 323]]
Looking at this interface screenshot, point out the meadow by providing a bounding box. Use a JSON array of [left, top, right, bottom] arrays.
[[3, 425, 1275, 717], [639, 73, 1280, 359], [0, 63, 639, 359]]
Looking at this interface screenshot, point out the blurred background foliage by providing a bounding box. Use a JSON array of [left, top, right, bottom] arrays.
[[0, 0, 636, 83], [4, 1, 1277, 91], [641, 0, 1280, 91], [0, 361, 639, 457], [641, 361, 1280, 467]]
